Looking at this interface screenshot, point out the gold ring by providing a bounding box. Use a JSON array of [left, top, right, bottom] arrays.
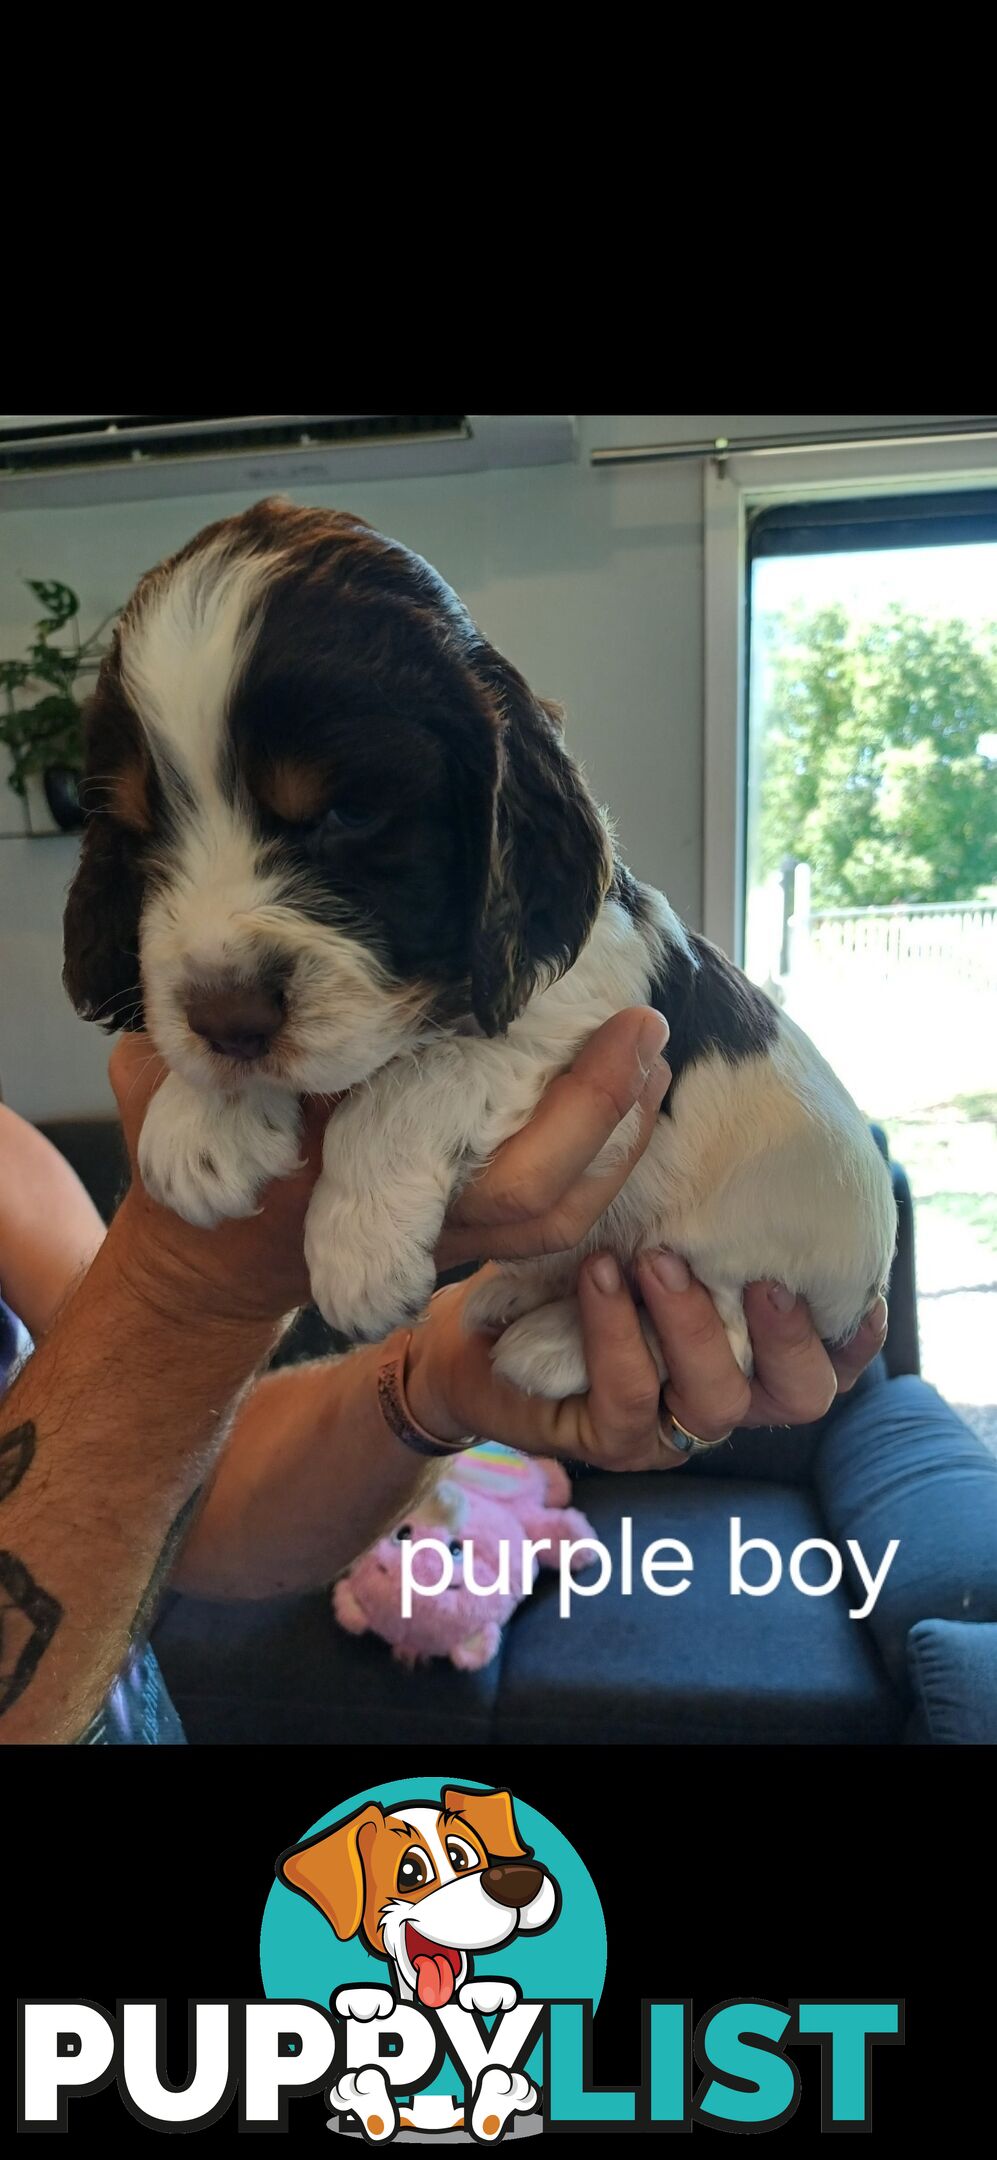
[[660, 1408, 733, 1460], [666, 1414, 708, 1454]]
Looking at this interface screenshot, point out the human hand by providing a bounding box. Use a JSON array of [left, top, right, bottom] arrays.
[[634, 1253, 889, 1444], [107, 1035, 329, 1327], [405, 1253, 889, 1471], [106, 1007, 671, 1330], [434, 1008, 672, 1267]]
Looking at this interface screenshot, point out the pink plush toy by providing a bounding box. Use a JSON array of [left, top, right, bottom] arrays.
[[332, 1445, 596, 1671]]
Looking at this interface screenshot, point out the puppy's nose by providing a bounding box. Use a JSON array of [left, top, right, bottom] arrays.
[[185, 981, 285, 1063], [480, 1864, 545, 1910]]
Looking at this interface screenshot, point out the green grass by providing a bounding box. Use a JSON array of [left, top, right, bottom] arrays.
[[916, 1191, 997, 1252], [951, 1091, 997, 1123], [871, 1095, 997, 1259]]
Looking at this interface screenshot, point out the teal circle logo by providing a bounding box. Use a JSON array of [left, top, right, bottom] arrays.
[[260, 1774, 606, 2014]]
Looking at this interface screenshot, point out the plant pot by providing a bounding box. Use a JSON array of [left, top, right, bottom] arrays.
[[42, 765, 85, 832]]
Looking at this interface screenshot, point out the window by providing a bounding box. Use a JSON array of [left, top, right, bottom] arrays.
[[742, 492, 997, 1432]]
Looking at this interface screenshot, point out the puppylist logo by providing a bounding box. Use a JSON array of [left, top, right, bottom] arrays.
[[17, 1778, 904, 2140]]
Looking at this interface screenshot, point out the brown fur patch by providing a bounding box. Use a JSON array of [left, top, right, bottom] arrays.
[[257, 760, 330, 825], [110, 759, 153, 833]]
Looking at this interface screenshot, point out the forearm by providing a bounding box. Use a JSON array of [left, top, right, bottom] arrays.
[[0, 1105, 106, 1339], [169, 1341, 443, 1599], [0, 1205, 283, 1744]]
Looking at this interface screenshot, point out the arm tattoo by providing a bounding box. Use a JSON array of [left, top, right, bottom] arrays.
[[0, 1413, 202, 1718], [128, 1484, 205, 1646], [0, 1423, 64, 1718], [0, 1420, 36, 1502]]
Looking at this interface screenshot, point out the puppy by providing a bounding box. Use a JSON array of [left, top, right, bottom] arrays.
[[63, 497, 896, 1405], [278, 1786, 559, 2008], [278, 1786, 553, 2138]]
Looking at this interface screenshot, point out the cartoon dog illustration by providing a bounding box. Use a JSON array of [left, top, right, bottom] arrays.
[[277, 1786, 559, 2141]]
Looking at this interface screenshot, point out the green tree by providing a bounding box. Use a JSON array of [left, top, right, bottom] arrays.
[[755, 602, 997, 906]]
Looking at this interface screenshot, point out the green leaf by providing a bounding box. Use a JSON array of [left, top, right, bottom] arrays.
[[27, 646, 77, 686], [26, 578, 79, 627]]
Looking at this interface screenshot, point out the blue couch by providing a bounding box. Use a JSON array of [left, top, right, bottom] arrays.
[[38, 1120, 997, 1744]]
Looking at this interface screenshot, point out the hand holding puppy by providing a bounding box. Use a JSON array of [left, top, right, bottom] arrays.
[[109, 1011, 884, 1475]]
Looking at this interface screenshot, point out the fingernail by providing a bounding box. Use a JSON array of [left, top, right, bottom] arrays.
[[638, 1011, 670, 1062], [767, 1282, 797, 1314], [642, 1057, 672, 1104], [645, 1249, 691, 1293], [590, 1253, 621, 1294], [866, 1295, 888, 1336]]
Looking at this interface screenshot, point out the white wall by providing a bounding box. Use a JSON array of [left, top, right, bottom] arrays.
[[0, 413, 961, 1118]]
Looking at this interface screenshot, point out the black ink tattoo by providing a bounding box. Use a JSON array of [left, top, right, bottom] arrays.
[[128, 1485, 206, 1647], [0, 1421, 35, 1502], [0, 1550, 63, 1716], [0, 1421, 64, 1716]]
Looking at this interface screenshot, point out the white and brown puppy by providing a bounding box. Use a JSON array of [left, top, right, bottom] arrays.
[[278, 1785, 559, 2009], [63, 497, 896, 1404], [278, 1787, 555, 2140]]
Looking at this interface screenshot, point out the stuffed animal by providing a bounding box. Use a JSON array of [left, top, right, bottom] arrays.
[[332, 1445, 596, 1671]]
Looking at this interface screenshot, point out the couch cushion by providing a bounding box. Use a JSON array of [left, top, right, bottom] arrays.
[[906, 1620, 997, 1744], [150, 1584, 504, 1745], [493, 1473, 901, 1744], [815, 1375, 997, 1694]]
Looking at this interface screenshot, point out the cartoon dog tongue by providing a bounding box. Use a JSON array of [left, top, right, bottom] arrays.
[[413, 1952, 456, 2008]]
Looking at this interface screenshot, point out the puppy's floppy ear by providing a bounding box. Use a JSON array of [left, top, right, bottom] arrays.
[[62, 656, 148, 1034], [63, 812, 147, 1032], [276, 1804, 384, 1941], [442, 1786, 531, 1861], [467, 654, 613, 1035]]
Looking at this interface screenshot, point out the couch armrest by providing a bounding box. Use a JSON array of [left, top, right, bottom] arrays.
[[814, 1373, 997, 1698], [905, 1619, 997, 1743], [884, 1160, 919, 1379], [869, 1124, 919, 1379]]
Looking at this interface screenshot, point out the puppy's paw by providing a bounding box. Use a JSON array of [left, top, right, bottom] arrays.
[[491, 1297, 589, 1399], [138, 1075, 301, 1226], [332, 1986, 395, 2022], [305, 1192, 437, 1337], [708, 1285, 754, 1379], [330, 2066, 397, 2143], [458, 1979, 521, 2014], [471, 2067, 538, 2141], [463, 1266, 553, 1334], [638, 1305, 669, 1385]]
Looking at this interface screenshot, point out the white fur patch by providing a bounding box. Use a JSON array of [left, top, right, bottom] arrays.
[[137, 1070, 302, 1226], [332, 1987, 395, 2023], [471, 2066, 537, 2140], [457, 1979, 521, 2014], [330, 2065, 397, 2141], [120, 541, 276, 800]]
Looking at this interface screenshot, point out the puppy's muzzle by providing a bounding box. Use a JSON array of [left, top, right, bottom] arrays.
[[185, 975, 286, 1065], [480, 1863, 545, 1910]]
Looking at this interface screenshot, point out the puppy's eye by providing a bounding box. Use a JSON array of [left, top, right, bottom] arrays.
[[398, 1847, 434, 1892], [446, 1839, 476, 1872], [393, 1524, 413, 1543], [318, 802, 377, 834]]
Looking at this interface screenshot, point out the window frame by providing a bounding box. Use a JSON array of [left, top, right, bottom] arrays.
[[703, 434, 997, 960]]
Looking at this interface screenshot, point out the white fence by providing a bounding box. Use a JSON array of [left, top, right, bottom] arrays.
[[805, 902, 997, 993], [746, 876, 997, 1116]]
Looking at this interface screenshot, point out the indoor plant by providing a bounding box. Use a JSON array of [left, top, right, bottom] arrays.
[[0, 580, 116, 832]]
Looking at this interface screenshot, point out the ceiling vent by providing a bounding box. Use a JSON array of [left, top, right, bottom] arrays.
[[0, 415, 578, 507]]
